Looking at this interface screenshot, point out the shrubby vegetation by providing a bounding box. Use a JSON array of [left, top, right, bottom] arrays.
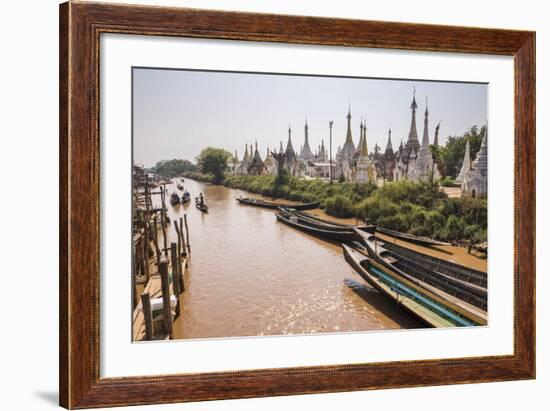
[[440, 176, 457, 187], [223, 175, 486, 243], [355, 180, 486, 242], [182, 171, 216, 183], [151, 159, 197, 177]]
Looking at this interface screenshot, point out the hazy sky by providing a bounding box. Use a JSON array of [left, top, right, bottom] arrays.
[[133, 68, 487, 168]]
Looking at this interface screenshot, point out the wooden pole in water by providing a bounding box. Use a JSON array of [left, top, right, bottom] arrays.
[[132, 263, 138, 309], [183, 214, 190, 252], [173, 222, 185, 291], [144, 174, 151, 218], [141, 293, 154, 341], [174, 220, 181, 260], [170, 243, 181, 294], [152, 216, 161, 265], [142, 223, 150, 281], [170, 243, 181, 317], [178, 217, 186, 256], [161, 211, 168, 257], [159, 261, 173, 338]]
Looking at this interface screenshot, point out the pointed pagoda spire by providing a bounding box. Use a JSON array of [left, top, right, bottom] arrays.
[[361, 121, 369, 157], [357, 118, 364, 154], [405, 87, 420, 155], [301, 117, 314, 160], [456, 139, 471, 182], [385, 128, 394, 156], [434, 121, 441, 147], [345, 103, 354, 145], [421, 96, 430, 148], [253, 141, 262, 160], [248, 141, 265, 175], [474, 126, 488, 172], [279, 140, 283, 153], [234, 149, 239, 163], [286, 124, 294, 151], [265, 146, 270, 161], [285, 124, 296, 163], [243, 143, 250, 162]]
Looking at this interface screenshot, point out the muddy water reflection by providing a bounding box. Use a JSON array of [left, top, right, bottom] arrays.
[[160, 179, 422, 339]]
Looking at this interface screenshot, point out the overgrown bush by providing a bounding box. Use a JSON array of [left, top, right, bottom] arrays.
[[324, 194, 355, 218], [206, 174, 486, 243]]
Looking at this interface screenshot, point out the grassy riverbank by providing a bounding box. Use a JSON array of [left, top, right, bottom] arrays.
[[183, 172, 487, 243]]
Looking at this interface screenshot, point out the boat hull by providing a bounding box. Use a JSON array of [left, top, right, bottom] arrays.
[[342, 245, 482, 327], [276, 213, 358, 243], [376, 227, 450, 247], [237, 198, 320, 210]]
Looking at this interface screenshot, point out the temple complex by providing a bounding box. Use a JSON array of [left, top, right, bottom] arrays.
[[228, 88, 484, 198]]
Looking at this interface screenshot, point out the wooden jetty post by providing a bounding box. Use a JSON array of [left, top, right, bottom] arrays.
[[183, 215, 191, 252], [132, 262, 138, 309], [177, 218, 187, 256], [144, 174, 151, 217], [152, 216, 161, 264], [171, 243, 185, 294], [173, 221, 185, 291], [170, 242, 181, 317], [159, 261, 173, 338], [174, 220, 182, 259], [142, 223, 150, 281], [160, 187, 168, 257], [161, 212, 168, 257], [141, 293, 154, 341]]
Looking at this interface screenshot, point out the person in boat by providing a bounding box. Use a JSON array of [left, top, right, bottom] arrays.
[[199, 192, 205, 206]]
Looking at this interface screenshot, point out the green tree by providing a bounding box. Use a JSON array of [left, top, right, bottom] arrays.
[[271, 150, 290, 185], [196, 147, 233, 183], [153, 159, 197, 177], [439, 125, 485, 178]]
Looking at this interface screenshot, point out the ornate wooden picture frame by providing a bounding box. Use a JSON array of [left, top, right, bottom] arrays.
[[59, 1, 535, 408]]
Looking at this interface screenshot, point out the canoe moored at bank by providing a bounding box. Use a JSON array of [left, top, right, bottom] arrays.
[[342, 244, 486, 328], [275, 211, 358, 244], [375, 226, 451, 247], [237, 197, 320, 210]]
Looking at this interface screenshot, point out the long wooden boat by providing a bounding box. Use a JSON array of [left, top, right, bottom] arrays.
[[275, 212, 357, 243], [354, 228, 488, 313], [376, 226, 450, 247], [278, 208, 353, 232], [380, 239, 487, 288], [342, 245, 486, 327], [291, 209, 376, 232], [237, 197, 320, 210], [293, 210, 350, 227], [195, 197, 208, 212]]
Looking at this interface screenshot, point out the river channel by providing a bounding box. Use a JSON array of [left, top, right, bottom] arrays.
[[160, 178, 424, 339]]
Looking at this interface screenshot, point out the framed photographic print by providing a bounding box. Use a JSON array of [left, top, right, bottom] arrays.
[[59, 1, 535, 408]]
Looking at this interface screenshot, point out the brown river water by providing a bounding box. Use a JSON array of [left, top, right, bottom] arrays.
[[157, 179, 434, 339]]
